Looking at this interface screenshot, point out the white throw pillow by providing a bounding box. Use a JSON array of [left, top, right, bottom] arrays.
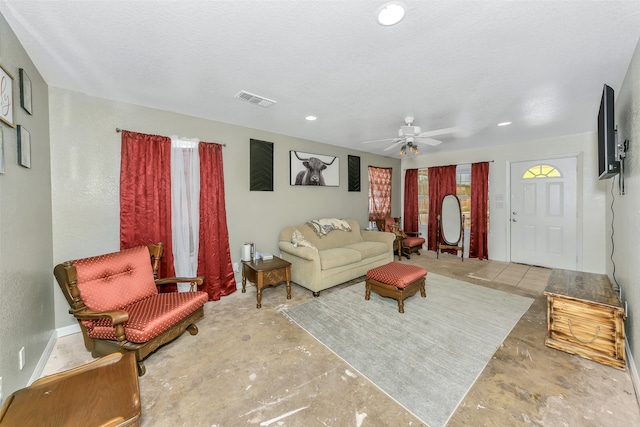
[[292, 229, 316, 249]]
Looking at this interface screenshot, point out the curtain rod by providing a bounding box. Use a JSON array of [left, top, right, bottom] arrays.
[[115, 128, 226, 147]]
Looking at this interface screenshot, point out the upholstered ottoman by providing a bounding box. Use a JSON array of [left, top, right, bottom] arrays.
[[365, 262, 427, 313]]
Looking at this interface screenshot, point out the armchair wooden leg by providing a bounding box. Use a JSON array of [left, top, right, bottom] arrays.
[[137, 361, 146, 377], [186, 324, 199, 335]]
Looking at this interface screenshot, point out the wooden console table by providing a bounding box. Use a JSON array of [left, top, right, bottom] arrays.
[[544, 269, 626, 370], [0, 352, 140, 426]]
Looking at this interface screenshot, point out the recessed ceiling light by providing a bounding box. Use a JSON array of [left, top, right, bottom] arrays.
[[305, 115, 317, 121], [497, 121, 512, 127], [377, 2, 405, 26]]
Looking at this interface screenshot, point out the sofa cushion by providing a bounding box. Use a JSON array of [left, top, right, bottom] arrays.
[[343, 241, 389, 259], [83, 291, 209, 343], [75, 245, 158, 312], [319, 248, 362, 270]]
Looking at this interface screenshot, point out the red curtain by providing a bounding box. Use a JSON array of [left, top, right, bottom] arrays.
[[120, 131, 176, 282], [403, 169, 419, 233], [368, 166, 392, 220], [198, 142, 236, 300], [470, 162, 489, 259], [427, 165, 457, 251]]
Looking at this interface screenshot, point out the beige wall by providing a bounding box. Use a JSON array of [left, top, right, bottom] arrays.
[[400, 131, 606, 272], [49, 88, 401, 329], [611, 35, 640, 384], [0, 14, 53, 397]]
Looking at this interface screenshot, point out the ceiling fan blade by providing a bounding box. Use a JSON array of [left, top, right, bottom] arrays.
[[414, 137, 442, 146], [416, 127, 461, 138], [360, 137, 398, 144], [383, 139, 406, 151]]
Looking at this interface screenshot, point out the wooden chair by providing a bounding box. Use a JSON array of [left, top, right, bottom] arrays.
[[0, 353, 140, 426], [375, 217, 425, 260], [54, 243, 208, 376]]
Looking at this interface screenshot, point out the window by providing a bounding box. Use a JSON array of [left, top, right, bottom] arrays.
[[368, 166, 392, 220], [418, 169, 429, 225], [523, 164, 562, 179], [418, 164, 487, 230]]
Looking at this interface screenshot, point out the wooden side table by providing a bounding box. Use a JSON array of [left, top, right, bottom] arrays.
[[0, 352, 140, 426], [242, 256, 292, 308]]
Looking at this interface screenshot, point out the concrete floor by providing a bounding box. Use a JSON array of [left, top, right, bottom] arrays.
[[43, 251, 640, 426]]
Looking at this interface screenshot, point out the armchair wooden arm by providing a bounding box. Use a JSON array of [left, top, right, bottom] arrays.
[[155, 276, 204, 291], [72, 308, 129, 343]]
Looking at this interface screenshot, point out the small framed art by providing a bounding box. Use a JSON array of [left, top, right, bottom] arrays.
[[17, 125, 31, 168], [19, 68, 32, 115], [0, 64, 15, 127], [0, 127, 4, 174]]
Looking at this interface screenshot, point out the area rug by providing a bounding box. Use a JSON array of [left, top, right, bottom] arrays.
[[282, 272, 534, 427]]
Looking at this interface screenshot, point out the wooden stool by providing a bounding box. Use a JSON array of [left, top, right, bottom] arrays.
[[365, 262, 427, 313]]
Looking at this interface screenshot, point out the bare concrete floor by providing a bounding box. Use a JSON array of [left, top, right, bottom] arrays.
[[44, 252, 640, 426]]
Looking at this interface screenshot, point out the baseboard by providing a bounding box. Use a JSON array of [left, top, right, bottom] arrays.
[[28, 330, 57, 385], [57, 323, 81, 337], [626, 339, 640, 409]]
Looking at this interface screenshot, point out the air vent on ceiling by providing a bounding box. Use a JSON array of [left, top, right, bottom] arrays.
[[234, 90, 277, 108]]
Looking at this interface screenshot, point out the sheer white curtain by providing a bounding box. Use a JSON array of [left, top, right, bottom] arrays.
[[170, 136, 200, 291]]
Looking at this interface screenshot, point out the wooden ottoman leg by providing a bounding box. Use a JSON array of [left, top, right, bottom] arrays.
[[365, 281, 371, 300], [397, 298, 405, 313], [420, 278, 426, 298]]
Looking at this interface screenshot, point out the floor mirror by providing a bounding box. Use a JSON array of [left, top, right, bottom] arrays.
[[437, 193, 465, 261]]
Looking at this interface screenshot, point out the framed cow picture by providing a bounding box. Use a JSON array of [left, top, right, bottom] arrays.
[[290, 150, 339, 186]]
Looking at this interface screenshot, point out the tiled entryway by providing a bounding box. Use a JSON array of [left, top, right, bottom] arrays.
[[467, 260, 551, 293]]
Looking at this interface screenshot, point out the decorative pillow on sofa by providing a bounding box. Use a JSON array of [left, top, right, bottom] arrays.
[[292, 229, 316, 249], [389, 224, 407, 239]]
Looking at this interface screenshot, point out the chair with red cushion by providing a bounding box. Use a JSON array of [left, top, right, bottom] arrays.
[[375, 217, 425, 260], [54, 243, 208, 376]]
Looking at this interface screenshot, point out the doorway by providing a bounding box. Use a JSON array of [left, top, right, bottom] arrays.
[[510, 157, 577, 270]]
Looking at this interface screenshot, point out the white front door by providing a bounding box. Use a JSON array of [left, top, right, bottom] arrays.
[[510, 157, 577, 269]]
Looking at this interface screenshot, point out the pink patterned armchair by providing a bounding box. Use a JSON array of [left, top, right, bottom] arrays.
[[54, 243, 208, 376]]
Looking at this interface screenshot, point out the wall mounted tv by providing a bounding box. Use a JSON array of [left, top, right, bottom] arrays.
[[598, 84, 620, 179]]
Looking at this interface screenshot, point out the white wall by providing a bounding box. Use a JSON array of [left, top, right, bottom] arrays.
[[49, 88, 401, 329], [0, 14, 53, 398], [611, 35, 640, 385], [401, 131, 606, 272]]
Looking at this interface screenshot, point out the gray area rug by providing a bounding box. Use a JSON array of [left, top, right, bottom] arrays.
[[283, 272, 534, 427]]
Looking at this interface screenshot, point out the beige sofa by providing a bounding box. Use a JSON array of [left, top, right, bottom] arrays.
[[278, 219, 394, 296]]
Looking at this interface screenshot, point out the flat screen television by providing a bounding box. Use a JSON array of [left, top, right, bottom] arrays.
[[598, 84, 620, 179]]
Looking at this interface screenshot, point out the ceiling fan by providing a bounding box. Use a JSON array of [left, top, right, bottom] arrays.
[[361, 116, 460, 154]]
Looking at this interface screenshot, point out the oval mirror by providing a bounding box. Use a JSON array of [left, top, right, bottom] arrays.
[[441, 194, 462, 245]]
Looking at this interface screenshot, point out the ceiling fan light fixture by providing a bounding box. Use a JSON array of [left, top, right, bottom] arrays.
[[377, 2, 405, 26]]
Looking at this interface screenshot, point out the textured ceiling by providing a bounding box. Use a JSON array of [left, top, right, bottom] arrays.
[[2, 1, 640, 158]]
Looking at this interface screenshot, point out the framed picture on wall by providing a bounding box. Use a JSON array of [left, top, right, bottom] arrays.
[[0, 127, 5, 174], [17, 125, 31, 168], [348, 155, 360, 191], [0, 64, 15, 127], [290, 150, 339, 186], [249, 139, 274, 191], [19, 68, 32, 115]]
